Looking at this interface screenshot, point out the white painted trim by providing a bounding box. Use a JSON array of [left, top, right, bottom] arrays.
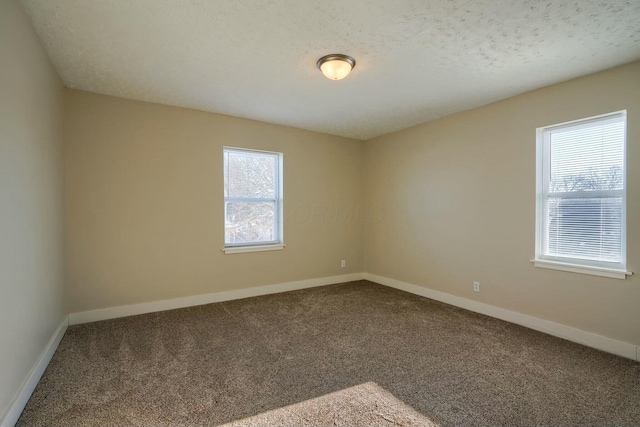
[[69, 273, 364, 325], [6, 272, 634, 427], [531, 259, 632, 280], [349, 272, 366, 282], [364, 273, 639, 361], [0, 317, 68, 427], [223, 244, 285, 254]]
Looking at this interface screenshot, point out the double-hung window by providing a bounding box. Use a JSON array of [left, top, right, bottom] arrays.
[[534, 111, 630, 279], [223, 147, 283, 254]]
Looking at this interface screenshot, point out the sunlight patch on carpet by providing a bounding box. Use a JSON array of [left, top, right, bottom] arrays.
[[220, 381, 439, 426]]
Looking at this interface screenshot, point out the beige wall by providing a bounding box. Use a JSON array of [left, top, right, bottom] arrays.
[[0, 0, 66, 422], [1, 3, 637, 417], [64, 90, 364, 313], [66, 62, 639, 346], [364, 60, 640, 346]]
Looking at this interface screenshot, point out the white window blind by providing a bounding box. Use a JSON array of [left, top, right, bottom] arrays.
[[536, 111, 627, 271], [223, 147, 283, 248]]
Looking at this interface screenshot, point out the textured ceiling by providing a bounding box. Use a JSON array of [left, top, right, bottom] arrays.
[[18, 0, 640, 140]]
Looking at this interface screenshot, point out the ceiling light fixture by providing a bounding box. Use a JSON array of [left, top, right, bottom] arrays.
[[316, 54, 356, 81]]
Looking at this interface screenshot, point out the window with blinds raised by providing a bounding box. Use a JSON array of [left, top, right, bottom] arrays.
[[535, 111, 627, 275], [223, 147, 283, 253]]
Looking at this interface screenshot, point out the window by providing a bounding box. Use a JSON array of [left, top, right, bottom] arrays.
[[534, 111, 630, 279], [223, 147, 283, 253]]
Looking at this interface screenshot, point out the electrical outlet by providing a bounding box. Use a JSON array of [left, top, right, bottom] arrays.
[[341, 260, 346, 268], [473, 281, 480, 292]]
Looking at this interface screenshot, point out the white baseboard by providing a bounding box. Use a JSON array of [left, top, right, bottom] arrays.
[[69, 273, 365, 325], [6, 272, 634, 427], [364, 273, 639, 362], [0, 317, 68, 427], [348, 272, 366, 281], [68, 271, 638, 360]]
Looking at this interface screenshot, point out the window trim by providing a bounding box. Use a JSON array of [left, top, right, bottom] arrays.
[[223, 243, 285, 255], [533, 111, 632, 279], [530, 258, 631, 280], [223, 146, 284, 253]]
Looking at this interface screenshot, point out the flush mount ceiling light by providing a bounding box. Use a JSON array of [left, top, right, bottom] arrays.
[[316, 54, 356, 80]]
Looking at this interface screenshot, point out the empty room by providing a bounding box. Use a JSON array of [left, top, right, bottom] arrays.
[[2, 0, 640, 426]]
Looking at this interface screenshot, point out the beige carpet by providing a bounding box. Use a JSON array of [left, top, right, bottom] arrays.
[[17, 281, 640, 426], [219, 382, 437, 427]]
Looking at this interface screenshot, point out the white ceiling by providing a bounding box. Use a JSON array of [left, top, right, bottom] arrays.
[[18, 0, 640, 140]]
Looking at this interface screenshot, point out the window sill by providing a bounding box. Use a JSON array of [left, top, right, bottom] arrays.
[[530, 259, 632, 280], [223, 244, 285, 254]]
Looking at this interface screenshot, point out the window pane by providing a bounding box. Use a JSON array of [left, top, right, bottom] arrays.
[[224, 151, 276, 198], [545, 197, 622, 262], [537, 111, 626, 269], [225, 202, 276, 244], [549, 118, 624, 192]]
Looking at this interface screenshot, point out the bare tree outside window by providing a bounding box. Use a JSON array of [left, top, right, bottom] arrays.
[[224, 148, 282, 247], [537, 111, 626, 269], [550, 165, 623, 193], [547, 167, 623, 263]]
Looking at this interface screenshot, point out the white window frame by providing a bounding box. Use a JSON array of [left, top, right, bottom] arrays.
[[223, 147, 284, 254], [533, 111, 632, 279]]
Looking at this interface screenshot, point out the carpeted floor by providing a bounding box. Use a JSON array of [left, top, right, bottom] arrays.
[[17, 280, 640, 426]]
